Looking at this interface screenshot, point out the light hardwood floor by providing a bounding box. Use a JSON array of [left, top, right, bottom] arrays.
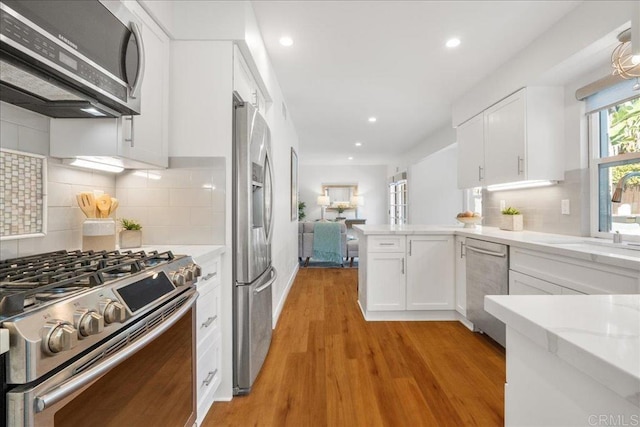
[[204, 268, 505, 426]]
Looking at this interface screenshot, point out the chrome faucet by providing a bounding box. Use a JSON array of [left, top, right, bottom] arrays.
[[611, 171, 640, 203]]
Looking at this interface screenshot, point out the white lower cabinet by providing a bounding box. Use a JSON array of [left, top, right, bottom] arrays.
[[195, 255, 222, 424], [406, 236, 455, 310], [367, 252, 406, 311], [509, 270, 562, 295], [364, 235, 454, 316], [454, 236, 467, 315]]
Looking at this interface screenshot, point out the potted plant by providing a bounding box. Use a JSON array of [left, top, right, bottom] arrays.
[[336, 203, 348, 220], [119, 218, 142, 248], [500, 207, 523, 231], [298, 201, 306, 221]]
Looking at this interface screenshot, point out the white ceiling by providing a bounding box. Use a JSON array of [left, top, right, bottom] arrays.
[[252, 0, 582, 165]]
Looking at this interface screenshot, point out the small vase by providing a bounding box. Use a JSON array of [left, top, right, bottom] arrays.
[[120, 230, 142, 249], [500, 214, 523, 231]]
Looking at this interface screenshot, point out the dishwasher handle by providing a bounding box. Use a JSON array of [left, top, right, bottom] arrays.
[[466, 245, 506, 258]]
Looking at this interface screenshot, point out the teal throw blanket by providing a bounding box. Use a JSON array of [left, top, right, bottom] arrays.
[[313, 222, 343, 265]]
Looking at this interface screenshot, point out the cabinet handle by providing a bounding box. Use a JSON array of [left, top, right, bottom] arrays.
[[409, 240, 412, 256], [124, 116, 134, 147], [517, 156, 523, 175], [478, 165, 484, 181], [379, 243, 395, 246], [203, 369, 218, 387], [401, 258, 405, 274], [460, 241, 466, 258], [201, 315, 217, 328], [203, 272, 217, 281]]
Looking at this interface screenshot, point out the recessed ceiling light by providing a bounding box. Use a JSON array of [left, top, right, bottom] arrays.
[[348, 156, 354, 160], [446, 38, 461, 48], [355, 142, 362, 147], [368, 117, 377, 123], [279, 36, 293, 47]]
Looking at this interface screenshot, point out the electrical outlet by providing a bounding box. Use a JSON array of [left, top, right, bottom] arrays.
[[500, 200, 506, 211], [561, 199, 570, 215]]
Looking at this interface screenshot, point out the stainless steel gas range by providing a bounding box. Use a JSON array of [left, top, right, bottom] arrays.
[[0, 249, 201, 427]]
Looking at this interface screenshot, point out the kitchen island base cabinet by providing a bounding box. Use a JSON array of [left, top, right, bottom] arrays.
[[505, 328, 638, 427], [360, 234, 455, 320]]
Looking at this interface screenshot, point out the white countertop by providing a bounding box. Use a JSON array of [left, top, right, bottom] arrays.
[[123, 245, 226, 264], [353, 225, 640, 271], [485, 294, 640, 407]]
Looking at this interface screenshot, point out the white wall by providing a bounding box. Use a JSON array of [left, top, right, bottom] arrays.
[[409, 144, 463, 225], [299, 164, 387, 224]]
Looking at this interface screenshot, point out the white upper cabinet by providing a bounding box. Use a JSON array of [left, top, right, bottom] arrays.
[[50, 2, 169, 168], [457, 113, 485, 189], [456, 87, 564, 188]]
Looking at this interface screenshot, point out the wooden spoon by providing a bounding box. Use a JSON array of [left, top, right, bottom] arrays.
[[96, 194, 112, 218], [108, 197, 119, 216], [76, 193, 94, 218]]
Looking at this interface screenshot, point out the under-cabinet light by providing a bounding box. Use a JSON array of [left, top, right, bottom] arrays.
[[80, 107, 107, 117], [486, 180, 557, 192], [64, 158, 124, 173]]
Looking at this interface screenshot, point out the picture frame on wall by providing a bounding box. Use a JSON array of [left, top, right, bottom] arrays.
[[290, 147, 298, 221]]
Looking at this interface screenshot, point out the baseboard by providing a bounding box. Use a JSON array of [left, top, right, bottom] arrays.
[[272, 262, 299, 326], [457, 313, 474, 330], [362, 310, 460, 321]]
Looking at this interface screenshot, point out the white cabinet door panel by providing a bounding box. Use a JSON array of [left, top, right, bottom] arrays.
[[367, 252, 406, 311], [457, 114, 485, 189], [406, 236, 455, 310]]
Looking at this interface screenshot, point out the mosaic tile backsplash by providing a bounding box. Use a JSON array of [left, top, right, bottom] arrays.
[[0, 149, 46, 238]]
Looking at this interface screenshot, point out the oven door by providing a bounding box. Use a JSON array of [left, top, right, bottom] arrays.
[[6, 291, 197, 427]]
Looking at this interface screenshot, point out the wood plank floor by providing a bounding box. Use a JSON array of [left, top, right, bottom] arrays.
[[204, 268, 505, 427]]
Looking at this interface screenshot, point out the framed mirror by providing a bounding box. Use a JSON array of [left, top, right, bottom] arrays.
[[322, 184, 358, 210]]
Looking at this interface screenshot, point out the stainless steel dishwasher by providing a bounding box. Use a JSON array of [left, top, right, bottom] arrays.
[[465, 238, 508, 347]]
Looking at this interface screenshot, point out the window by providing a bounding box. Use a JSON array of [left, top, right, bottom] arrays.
[[389, 173, 407, 225], [590, 96, 640, 239]]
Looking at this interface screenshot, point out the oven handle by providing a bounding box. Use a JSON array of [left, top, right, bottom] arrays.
[[34, 292, 197, 413]]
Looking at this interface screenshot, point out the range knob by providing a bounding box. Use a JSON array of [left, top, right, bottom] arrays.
[[190, 264, 202, 279], [182, 267, 194, 282], [172, 271, 186, 286], [43, 321, 78, 354], [74, 310, 104, 337], [100, 300, 127, 324]]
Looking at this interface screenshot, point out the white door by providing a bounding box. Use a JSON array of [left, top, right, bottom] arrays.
[[406, 236, 455, 310], [367, 252, 406, 311], [484, 89, 526, 185], [457, 114, 485, 189]]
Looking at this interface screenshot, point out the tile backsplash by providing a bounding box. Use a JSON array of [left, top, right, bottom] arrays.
[[115, 157, 225, 245], [482, 168, 590, 236], [0, 160, 116, 259]]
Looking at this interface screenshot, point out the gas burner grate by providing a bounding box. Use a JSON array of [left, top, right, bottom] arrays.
[[0, 249, 175, 317]]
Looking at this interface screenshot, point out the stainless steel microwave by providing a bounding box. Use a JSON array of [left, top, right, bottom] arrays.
[[0, 0, 144, 118]]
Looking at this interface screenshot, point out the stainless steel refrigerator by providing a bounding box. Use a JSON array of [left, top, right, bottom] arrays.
[[233, 96, 277, 395]]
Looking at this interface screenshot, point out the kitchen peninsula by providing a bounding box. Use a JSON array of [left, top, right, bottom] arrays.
[[354, 224, 640, 426]]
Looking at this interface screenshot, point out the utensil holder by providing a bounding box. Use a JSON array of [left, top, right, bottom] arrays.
[[82, 219, 116, 252]]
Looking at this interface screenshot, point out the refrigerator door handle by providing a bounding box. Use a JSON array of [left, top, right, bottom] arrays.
[[254, 268, 277, 295]]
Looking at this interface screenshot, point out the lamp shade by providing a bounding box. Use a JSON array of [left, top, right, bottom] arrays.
[[317, 195, 330, 207], [350, 195, 364, 206]]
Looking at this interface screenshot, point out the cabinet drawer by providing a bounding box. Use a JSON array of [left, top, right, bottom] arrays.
[[197, 258, 221, 293], [197, 335, 221, 423], [510, 247, 639, 294], [196, 283, 221, 346], [368, 236, 405, 253], [509, 271, 561, 295]]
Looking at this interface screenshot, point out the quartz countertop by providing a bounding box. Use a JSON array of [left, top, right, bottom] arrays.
[[485, 294, 640, 407], [123, 245, 226, 264], [352, 225, 640, 271]]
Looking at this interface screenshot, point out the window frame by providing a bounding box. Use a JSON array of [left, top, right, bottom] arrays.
[[588, 107, 640, 242]]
